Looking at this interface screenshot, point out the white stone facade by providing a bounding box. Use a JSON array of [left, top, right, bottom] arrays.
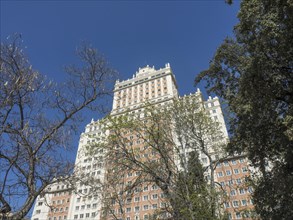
[[67, 120, 107, 220], [31, 181, 72, 220], [112, 63, 178, 115], [31, 193, 52, 220]]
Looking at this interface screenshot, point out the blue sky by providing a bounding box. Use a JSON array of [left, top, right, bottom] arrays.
[[1, 1, 240, 95], [1, 0, 241, 150], [1, 0, 240, 163]]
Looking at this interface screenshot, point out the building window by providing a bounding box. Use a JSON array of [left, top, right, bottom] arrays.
[[135, 206, 140, 212], [228, 213, 232, 220], [74, 215, 78, 219], [126, 207, 131, 213], [230, 190, 236, 196], [242, 167, 248, 173], [236, 178, 241, 184], [152, 204, 158, 209], [217, 172, 223, 177], [242, 199, 247, 206], [224, 202, 230, 208], [80, 214, 84, 219], [239, 188, 245, 194], [143, 205, 149, 210], [236, 212, 241, 219], [143, 195, 148, 201], [134, 197, 140, 202], [224, 161, 229, 166], [233, 201, 239, 207], [226, 170, 231, 176], [234, 169, 239, 174]]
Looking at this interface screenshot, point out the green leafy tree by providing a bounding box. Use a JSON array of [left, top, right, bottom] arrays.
[[195, 0, 293, 218], [94, 95, 227, 219], [174, 151, 223, 220]]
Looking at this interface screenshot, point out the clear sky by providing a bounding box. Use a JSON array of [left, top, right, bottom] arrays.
[[1, 0, 241, 147], [1, 0, 240, 158], [1, 0, 240, 215], [1, 0, 240, 94]]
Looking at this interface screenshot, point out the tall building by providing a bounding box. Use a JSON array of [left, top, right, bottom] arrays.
[[102, 64, 179, 220], [31, 64, 255, 220]]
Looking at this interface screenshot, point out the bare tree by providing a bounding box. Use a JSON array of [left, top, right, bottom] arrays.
[[92, 94, 228, 219], [0, 34, 117, 219]]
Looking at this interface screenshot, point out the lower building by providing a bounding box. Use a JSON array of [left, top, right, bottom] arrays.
[[215, 155, 256, 220], [31, 180, 72, 220]]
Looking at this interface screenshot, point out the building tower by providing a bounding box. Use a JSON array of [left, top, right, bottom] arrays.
[[102, 64, 179, 220], [111, 63, 178, 116]]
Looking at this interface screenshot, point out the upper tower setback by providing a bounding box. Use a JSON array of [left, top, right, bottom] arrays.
[[111, 63, 178, 115]]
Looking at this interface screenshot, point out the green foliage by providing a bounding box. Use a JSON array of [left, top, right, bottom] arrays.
[[97, 96, 227, 219], [195, 0, 293, 218], [175, 151, 221, 220]]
